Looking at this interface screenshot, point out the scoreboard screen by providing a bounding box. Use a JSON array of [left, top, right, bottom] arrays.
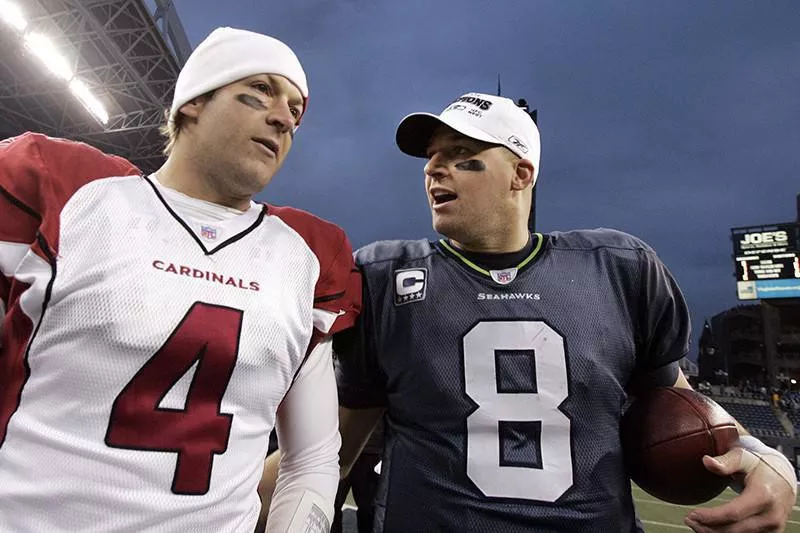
[[732, 223, 800, 300]]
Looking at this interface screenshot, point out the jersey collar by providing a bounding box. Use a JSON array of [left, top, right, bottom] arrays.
[[437, 233, 545, 284]]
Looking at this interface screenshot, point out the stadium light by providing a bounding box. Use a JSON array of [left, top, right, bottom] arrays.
[[24, 32, 74, 81], [69, 79, 109, 124], [25, 32, 111, 125], [1, 2, 110, 127], [0, 0, 27, 32]]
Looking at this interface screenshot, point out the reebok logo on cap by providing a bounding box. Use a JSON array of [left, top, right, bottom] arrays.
[[507, 135, 528, 154]]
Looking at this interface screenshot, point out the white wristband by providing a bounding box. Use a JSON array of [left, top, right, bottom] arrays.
[[731, 436, 797, 495]]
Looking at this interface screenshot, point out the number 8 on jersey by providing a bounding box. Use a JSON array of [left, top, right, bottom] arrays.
[[463, 320, 573, 502]]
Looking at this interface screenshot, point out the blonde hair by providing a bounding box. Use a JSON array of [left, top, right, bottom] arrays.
[[158, 110, 183, 156]]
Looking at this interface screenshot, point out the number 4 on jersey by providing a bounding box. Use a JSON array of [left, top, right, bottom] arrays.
[[105, 302, 243, 495]]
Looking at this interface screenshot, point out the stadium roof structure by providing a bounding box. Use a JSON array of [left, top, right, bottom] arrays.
[[0, 0, 191, 173]]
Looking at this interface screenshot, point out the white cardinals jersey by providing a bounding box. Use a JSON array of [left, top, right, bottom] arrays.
[[0, 133, 360, 532]]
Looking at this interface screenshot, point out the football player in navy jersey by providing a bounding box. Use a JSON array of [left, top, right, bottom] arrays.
[[261, 92, 797, 532]]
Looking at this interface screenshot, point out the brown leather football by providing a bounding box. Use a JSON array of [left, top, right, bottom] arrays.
[[621, 387, 739, 505]]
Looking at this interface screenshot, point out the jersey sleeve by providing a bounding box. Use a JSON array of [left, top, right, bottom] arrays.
[[0, 132, 139, 312], [266, 205, 362, 338], [635, 249, 691, 371], [312, 230, 361, 336], [334, 263, 388, 409]]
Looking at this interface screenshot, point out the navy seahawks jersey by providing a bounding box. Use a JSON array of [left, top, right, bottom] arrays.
[[335, 229, 690, 533]]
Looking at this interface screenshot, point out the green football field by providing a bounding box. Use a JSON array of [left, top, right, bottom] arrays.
[[633, 484, 800, 532], [342, 485, 800, 531]]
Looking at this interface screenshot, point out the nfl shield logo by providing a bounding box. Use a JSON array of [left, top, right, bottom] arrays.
[[490, 268, 517, 285], [200, 225, 218, 240]]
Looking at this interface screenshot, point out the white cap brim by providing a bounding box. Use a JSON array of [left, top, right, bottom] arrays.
[[396, 112, 504, 158]]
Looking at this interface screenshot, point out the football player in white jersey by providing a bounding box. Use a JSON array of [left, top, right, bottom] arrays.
[[0, 27, 360, 533]]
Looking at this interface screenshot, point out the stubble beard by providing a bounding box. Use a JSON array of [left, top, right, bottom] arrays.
[[208, 141, 278, 202]]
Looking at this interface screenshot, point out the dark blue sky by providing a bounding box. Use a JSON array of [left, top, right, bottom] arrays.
[[171, 1, 800, 358]]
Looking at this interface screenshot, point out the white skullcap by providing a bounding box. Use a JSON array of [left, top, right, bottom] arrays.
[[169, 27, 308, 124]]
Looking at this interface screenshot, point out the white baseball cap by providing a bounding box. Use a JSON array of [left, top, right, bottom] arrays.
[[396, 92, 541, 182], [169, 27, 308, 127]]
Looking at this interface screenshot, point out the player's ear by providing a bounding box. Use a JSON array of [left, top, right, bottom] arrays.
[[511, 158, 534, 191], [178, 95, 210, 121]]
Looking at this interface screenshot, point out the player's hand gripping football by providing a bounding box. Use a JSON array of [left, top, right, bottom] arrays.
[[684, 439, 797, 533]]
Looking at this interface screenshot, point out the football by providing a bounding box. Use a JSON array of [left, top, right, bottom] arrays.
[[620, 387, 739, 505]]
